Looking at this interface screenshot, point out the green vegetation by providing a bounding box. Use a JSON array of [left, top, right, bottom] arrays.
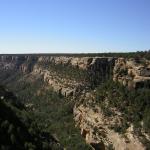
[[38, 62, 89, 83], [29, 88, 91, 150], [95, 80, 150, 135], [0, 86, 61, 150], [38, 62, 112, 89], [1, 50, 150, 59], [95, 80, 150, 149], [0, 73, 91, 149]]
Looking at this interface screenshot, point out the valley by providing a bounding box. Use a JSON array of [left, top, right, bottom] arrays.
[[0, 53, 150, 150]]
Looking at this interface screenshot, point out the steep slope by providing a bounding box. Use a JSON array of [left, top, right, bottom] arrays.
[[74, 80, 150, 150], [0, 85, 62, 150], [0, 74, 91, 149], [0, 54, 150, 150]]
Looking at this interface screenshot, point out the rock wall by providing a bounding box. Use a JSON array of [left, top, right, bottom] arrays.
[[0, 55, 115, 97], [113, 58, 150, 89], [1, 55, 150, 90]]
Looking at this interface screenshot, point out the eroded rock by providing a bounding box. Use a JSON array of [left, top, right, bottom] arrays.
[[113, 58, 150, 89]]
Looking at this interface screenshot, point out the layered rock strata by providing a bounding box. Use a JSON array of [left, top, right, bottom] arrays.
[[0, 55, 115, 96], [113, 58, 150, 89]]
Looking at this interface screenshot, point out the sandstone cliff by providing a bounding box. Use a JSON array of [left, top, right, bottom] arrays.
[[0, 55, 115, 97], [113, 58, 150, 89]]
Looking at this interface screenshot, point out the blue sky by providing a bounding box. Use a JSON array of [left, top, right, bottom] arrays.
[[0, 0, 149, 53]]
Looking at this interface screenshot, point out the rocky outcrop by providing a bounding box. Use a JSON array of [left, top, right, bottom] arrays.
[[113, 58, 150, 89], [32, 65, 84, 97], [37, 56, 115, 71], [74, 94, 146, 150]]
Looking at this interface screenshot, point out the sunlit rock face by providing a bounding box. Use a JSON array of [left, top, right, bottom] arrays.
[[73, 93, 146, 150], [113, 58, 150, 89]]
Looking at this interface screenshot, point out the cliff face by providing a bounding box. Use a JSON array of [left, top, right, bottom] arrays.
[[0, 55, 37, 72], [0, 55, 114, 70], [0, 55, 115, 97], [0, 55, 150, 150], [113, 58, 150, 89], [1, 55, 150, 91]]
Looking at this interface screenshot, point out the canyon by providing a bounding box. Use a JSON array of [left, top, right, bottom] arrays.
[[0, 54, 150, 150]]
